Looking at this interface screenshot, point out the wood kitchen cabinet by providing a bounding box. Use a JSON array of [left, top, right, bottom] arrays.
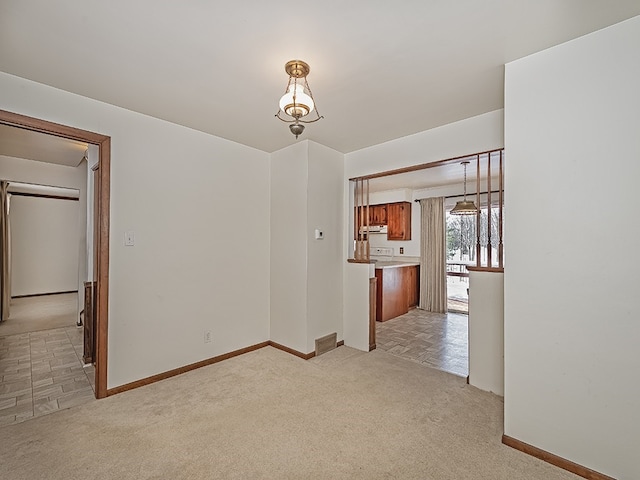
[[375, 264, 420, 322], [405, 265, 420, 307], [355, 204, 387, 226], [370, 204, 387, 225], [353, 201, 410, 240], [386, 202, 411, 240]]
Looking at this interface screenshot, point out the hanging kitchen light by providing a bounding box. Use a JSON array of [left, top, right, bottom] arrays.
[[450, 161, 478, 215], [275, 60, 323, 138]]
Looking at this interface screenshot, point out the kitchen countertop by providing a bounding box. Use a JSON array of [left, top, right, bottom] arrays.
[[373, 261, 420, 269]]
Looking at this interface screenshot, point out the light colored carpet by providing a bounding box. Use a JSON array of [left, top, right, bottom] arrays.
[[0, 346, 580, 480], [0, 293, 78, 337]]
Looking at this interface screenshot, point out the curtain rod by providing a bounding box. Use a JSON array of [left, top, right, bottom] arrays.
[[414, 189, 501, 202]]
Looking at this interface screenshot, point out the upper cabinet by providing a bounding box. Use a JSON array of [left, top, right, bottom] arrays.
[[355, 201, 411, 241], [386, 202, 411, 241], [370, 204, 387, 226], [355, 204, 387, 226]]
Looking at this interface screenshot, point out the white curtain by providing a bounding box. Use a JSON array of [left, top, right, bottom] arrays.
[[0, 181, 10, 321], [419, 197, 447, 313]]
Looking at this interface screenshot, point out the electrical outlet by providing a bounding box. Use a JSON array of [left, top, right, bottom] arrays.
[[399, 247, 404, 254], [204, 330, 212, 344]]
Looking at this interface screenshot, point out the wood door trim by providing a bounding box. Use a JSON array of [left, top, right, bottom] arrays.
[[0, 109, 111, 399], [348, 148, 504, 181], [95, 137, 110, 399]]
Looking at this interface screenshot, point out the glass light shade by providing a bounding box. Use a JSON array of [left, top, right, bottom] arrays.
[[450, 199, 478, 215], [279, 82, 314, 118]]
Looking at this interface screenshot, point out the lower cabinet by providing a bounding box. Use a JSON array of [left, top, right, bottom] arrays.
[[375, 265, 420, 322], [406, 264, 419, 308]]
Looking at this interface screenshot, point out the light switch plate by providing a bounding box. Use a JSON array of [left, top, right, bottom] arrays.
[[124, 231, 135, 246], [314, 229, 324, 240]]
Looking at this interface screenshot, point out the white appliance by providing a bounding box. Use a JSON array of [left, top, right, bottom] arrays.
[[359, 225, 388, 234]]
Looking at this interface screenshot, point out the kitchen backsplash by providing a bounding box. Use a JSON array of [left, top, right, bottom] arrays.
[[370, 247, 420, 263]]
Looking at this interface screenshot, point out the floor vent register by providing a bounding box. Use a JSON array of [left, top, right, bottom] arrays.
[[315, 332, 338, 357]]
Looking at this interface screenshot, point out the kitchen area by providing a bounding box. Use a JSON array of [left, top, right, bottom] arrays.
[[355, 191, 470, 379], [372, 249, 420, 322], [347, 148, 505, 386], [357, 199, 422, 323]]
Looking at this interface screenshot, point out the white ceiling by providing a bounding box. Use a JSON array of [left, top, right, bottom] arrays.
[[368, 153, 493, 193], [1, 1, 639, 156], [0, 124, 87, 167]]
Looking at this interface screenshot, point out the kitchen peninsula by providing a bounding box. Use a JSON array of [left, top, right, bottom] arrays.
[[374, 261, 420, 322]]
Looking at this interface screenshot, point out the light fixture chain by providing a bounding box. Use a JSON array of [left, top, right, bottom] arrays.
[[303, 78, 321, 117], [463, 162, 467, 200], [292, 77, 298, 116]]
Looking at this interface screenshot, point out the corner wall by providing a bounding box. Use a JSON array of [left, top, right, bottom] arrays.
[[0, 72, 271, 389], [270, 140, 344, 354], [270, 142, 309, 353], [306, 141, 344, 352], [504, 16, 640, 479]]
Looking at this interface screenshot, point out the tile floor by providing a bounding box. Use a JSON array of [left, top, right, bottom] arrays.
[[376, 308, 468, 377], [0, 326, 96, 426]]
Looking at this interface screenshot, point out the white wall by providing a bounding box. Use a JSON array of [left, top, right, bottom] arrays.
[[344, 111, 504, 351], [270, 142, 308, 353], [0, 72, 271, 389], [343, 262, 374, 352], [270, 140, 344, 354], [468, 271, 503, 395], [306, 141, 344, 353], [10, 195, 79, 296], [345, 110, 504, 178], [504, 16, 640, 480]]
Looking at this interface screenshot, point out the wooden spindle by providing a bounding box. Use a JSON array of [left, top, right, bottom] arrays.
[[366, 179, 370, 262], [476, 154, 481, 267], [487, 152, 492, 267], [499, 150, 504, 268]]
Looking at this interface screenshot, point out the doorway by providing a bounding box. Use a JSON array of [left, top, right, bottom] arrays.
[[0, 109, 111, 399]]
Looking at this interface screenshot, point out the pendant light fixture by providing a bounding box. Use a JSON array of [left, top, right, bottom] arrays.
[[275, 60, 323, 138], [450, 161, 478, 215]]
